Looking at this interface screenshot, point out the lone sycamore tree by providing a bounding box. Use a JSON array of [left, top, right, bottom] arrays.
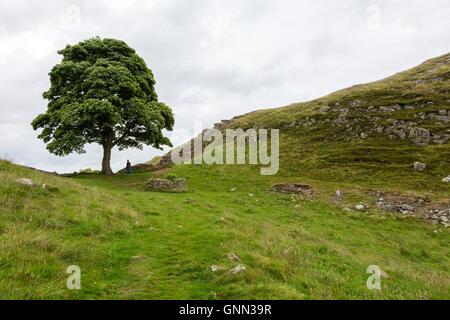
[[32, 37, 174, 175]]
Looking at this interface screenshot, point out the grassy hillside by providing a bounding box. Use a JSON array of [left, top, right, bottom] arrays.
[[207, 53, 450, 191], [1, 54, 449, 300], [0, 159, 448, 299]]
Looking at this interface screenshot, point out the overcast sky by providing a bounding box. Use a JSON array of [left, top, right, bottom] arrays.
[[0, 0, 449, 173]]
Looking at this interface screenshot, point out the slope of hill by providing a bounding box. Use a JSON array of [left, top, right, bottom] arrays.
[[1, 54, 449, 300], [159, 53, 450, 191], [0, 159, 449, 299]]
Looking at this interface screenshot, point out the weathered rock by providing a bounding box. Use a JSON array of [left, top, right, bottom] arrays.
[[229, 265, 246, 275], [360, 133, 368, 139], [411, 128, 430, 146], [413, 162, 426, 171], [272, 183, 313, 196], [211, 265, 225, 272], [227, 252, 240, 261], [442, 176, 450, 183], [146, 178, 187, 192], [399, 204, 415, 214], [335, 190, 345, 197], [15, 178, 36, 187], [354, 204, 366, 211], [320, 105, 330, 112]]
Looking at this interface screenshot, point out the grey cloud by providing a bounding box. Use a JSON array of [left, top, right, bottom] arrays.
[[0, 0, 449, 173]]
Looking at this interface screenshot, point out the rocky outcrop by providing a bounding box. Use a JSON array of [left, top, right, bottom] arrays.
[[286, 101, 449, 146]]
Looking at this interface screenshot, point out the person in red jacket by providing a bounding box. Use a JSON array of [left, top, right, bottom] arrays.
[[126, 160, 131, 174]]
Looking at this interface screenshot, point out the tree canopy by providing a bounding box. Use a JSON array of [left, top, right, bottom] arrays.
[[32, 37, 174, 175]]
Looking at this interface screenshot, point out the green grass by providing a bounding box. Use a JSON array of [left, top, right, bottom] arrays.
[[1, 53, 449, 300], [0, 159, 448, 299]]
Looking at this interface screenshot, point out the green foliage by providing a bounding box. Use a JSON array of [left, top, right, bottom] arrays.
[[165, 172, 177, 180], [31, 37, 174, 172]]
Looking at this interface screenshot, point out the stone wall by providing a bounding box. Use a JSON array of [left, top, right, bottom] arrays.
[[118, 163, 154, 173], [146, 178, 187, 192]]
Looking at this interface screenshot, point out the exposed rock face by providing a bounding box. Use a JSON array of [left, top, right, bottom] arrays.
[[284, 102, 449, 146], [413, 162, 426, 171], [146, 178, 187, 192], [320, 105, 330, 112], [411, 128, 431, 146]]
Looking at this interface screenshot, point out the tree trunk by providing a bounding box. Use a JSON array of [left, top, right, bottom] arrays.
[[101, 133, 114, 175]]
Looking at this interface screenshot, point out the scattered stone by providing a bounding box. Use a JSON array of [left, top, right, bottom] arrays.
[[220, 217, 226, 222], [399, 204, 415, 215], [415, 79, 426, 85], [42, 184, 47, 189], [360, 133, 368, 139], [420, 205, 449, 226], [229, 265, 246, 275], [248, 193, 254, 197], [335, 190, 346, 197], [211, 265, 225, 272], [320, 105, 330, 112], [413, 162, 426, 171], [230, 187, 236, 192], [148, 227, 155, 231], [354, 204, 366, 211], [131, 256, 141, 259], [15, 178, 36, 187], [227, 252, 240, 261], [442, 176, 450, 183], [272, 183, 313, 196], [295, 205, 301, 208]]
